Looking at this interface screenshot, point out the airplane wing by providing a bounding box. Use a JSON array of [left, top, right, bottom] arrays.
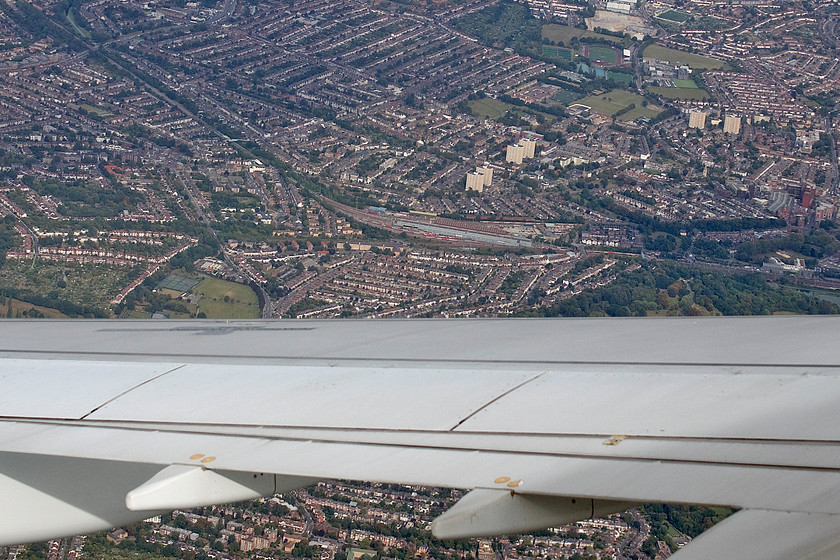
[[1, 317, 839, 559]]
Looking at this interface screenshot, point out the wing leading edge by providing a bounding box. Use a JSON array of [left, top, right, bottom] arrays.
[[1, 317, 839, 559]]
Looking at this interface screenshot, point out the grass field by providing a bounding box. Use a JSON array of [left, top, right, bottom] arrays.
[[78, 103, 111, 116], [618, 106, 660, 121], [657, 9, 690, 22], [469, 98, 512, 119], [642, 45, 725, 69], [691, 16, 732, 31], [542, 45, 573, 60], [126, 310, 152, 319], [0, 297, 67, 318], [542, 24, 623, 46], [193, 277, 260, 319], [666, 525, 683, 538], [157, 288, 186, 299], [469, 97, 557, 128], [648, 86, 710, 100], [608, 71, 634, 84], [586, 45, 618, 65], [158, 272, 202, 292], [551, 89, 582, 105], [578, 89, 646, 116], [674, 79, 698, 88]]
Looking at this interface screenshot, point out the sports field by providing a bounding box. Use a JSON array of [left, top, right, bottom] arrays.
[[657, 10, 690, 22], [578, 89, 647, 117], [551, 89, 581, 105], [158, 273, 202, 293], [618, 107, 660, 122], [78, 104, 111, 116], [542, 24, 623, 46], [642, 45, 725, 69], [674, 79, 698, 89], [648, 86, 710, 100], [469, 98, 511, 120], [608, 71, 634, 84], [542, 45, 573, 60], [192, 277, 260, 319], [586, 45, 618, 65]]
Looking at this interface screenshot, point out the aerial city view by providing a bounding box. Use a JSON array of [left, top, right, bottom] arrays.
[[0, 0, 839, 555]]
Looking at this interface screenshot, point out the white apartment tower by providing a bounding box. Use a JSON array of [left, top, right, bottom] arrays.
[[476, 166, 493, 187], [724, 115, 741, 135], [688, 111, 706, 129], [520, 139, 536, 159], [506, 144, 525, 164], [466, 172, 485, 192]]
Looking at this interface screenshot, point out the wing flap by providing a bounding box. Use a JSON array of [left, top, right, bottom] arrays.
[[672, 509, 840, 560], [3, 420, 840, 515]]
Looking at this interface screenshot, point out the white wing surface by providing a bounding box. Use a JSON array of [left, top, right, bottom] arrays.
[[1, 317, 839, 559]]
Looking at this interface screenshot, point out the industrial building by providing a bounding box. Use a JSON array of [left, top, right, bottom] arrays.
[[605, 0, 633, 14]]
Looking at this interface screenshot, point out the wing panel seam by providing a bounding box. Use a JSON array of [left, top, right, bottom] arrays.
[[79, 364, 187, 420], [449, 372, 546, 432], [3, 349, 840, 369]]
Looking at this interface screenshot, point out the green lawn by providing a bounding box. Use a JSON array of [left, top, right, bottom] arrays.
[[126, 310, 152, 319], [542, 45, 573, 60], [586, 45, 618, 65], [642, 44, 725, 69], [2, 297, 67, 318], [192, 277, 260, 318], [78, 103, 111, 116], [666, 524, 683, 538], [657, 9, 690, 22], [649, 86, 710, 100], [608, 71, 634, 84], [674, 79, 698, 88], [578, 89, 647, 116], [618, 106, 660, 121], [158, 272, 202, 292], [469, 98, 512, 119], [551, 89, 582, 105], [690, 16, 732, 31], [542, 24, 623, 46]]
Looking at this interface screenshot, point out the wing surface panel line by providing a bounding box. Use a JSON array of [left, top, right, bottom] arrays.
[[79, 364, 187, 420], [5, 417, 840, 445], [3, 349, 840, 369], [449, 372, 546, 431]]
